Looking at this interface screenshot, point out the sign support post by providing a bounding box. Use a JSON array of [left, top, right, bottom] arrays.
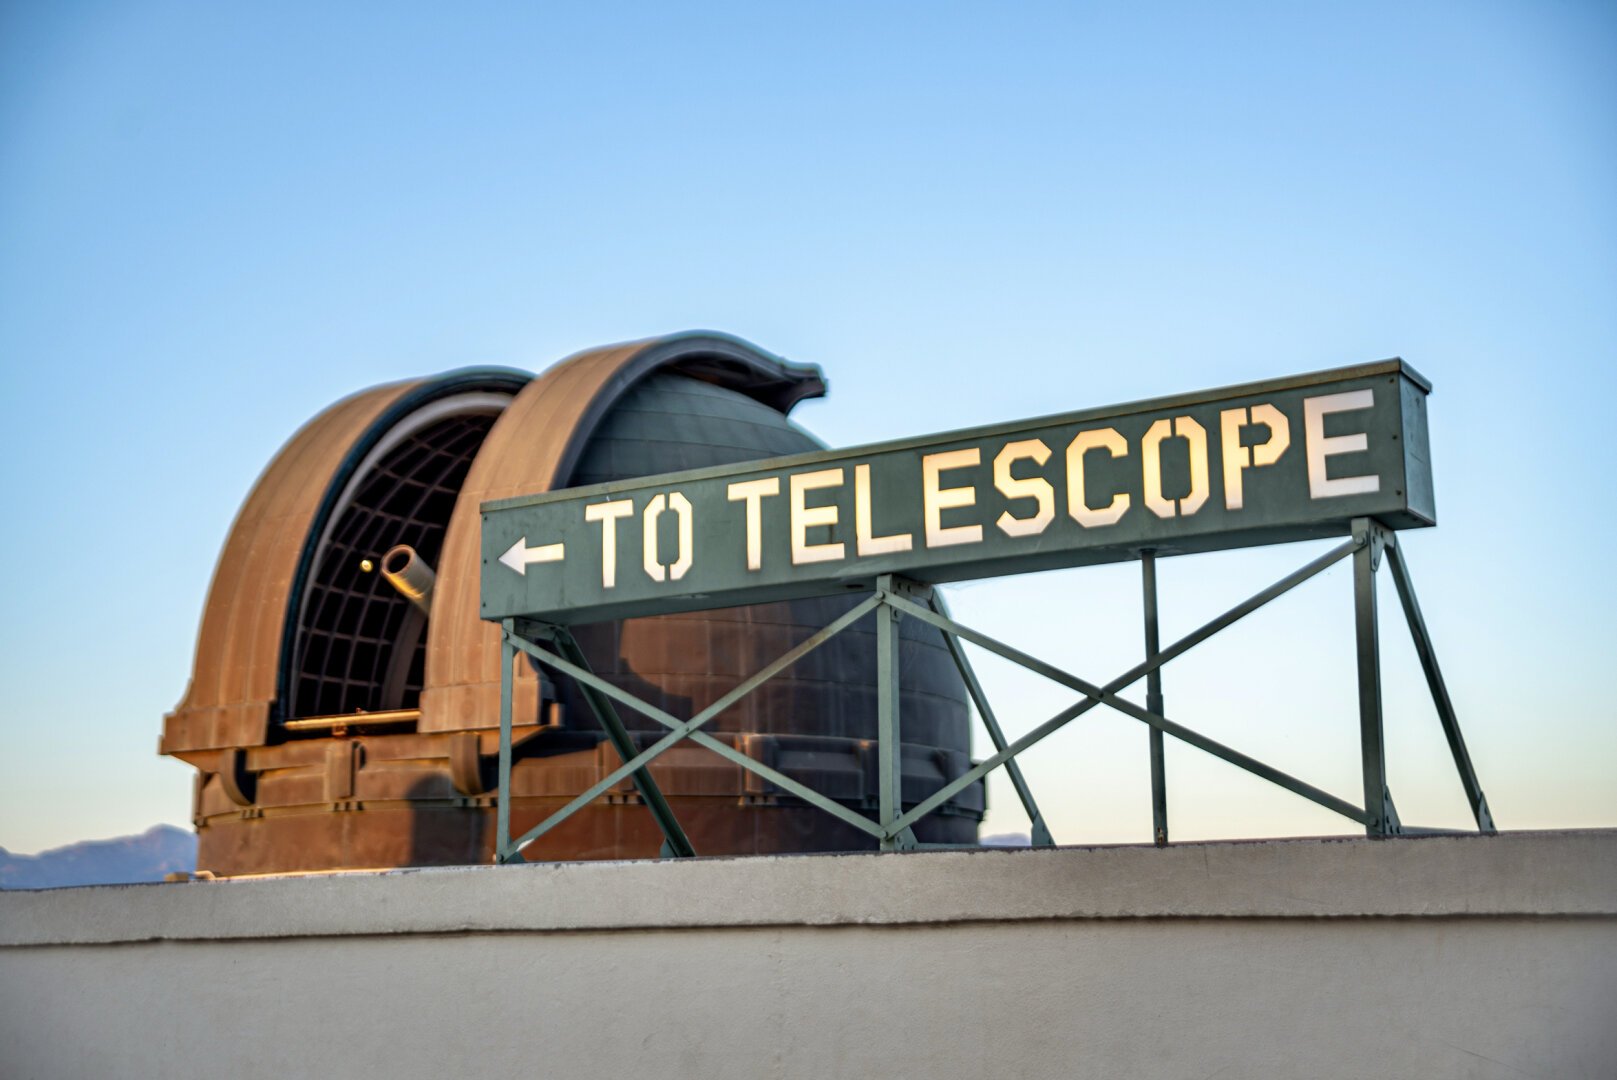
[[1354, 518, 1401, 837], [496, 619, 514, 863], [1141, 552, 1169, 846], [875, 575, 904, 851]]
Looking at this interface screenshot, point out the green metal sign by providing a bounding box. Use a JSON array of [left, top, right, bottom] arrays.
[[481, 360, 1434, 625]]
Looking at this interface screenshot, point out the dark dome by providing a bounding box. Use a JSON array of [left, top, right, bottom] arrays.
[[567, 372, 974, 743]]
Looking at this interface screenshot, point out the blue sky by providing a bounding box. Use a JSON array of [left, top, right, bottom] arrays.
[[2, 1, 1612, 853]]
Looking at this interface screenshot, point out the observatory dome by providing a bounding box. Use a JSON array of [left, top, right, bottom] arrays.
[[162, 333, 982, 875]]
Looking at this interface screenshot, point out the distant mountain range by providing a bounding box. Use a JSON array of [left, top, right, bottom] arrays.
[[0, 827, 1022, 888], [0, 825, 197, 889]]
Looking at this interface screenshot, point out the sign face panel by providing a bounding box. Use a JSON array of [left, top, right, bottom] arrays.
[[481, 361, 1434, 625]]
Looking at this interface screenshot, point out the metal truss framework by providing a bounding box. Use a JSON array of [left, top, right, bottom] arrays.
[[494, 517, 1494, 863]]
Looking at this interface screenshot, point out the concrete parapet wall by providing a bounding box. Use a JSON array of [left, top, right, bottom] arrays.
[[3, 831, 1615, 1078]]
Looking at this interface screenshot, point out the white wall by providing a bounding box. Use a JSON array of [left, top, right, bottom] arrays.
[[4, 831, 1615, 1079]]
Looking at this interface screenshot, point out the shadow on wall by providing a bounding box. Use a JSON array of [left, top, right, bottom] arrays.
[[403, 773, 487, 870]]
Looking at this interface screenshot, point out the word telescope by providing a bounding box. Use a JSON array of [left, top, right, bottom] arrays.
[[481, 359, 1434, 625]]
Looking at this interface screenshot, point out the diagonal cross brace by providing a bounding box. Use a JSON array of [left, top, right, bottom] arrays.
[[504, 594, 888, 853], [880, 538, 1371, 836], [1383, 537, 1496, 833], [929, 592, 1055, 847], [545, 627, 696, 858]]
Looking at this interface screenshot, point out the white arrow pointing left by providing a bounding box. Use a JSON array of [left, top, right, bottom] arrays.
[[499, 536, 566, 576]]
